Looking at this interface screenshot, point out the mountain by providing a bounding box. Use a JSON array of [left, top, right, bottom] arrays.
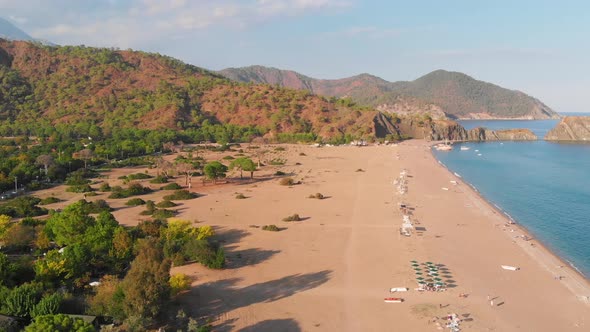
[[220, 66, 559, 120], [0, 39, 400, 141], [0, 17, 34, 41]]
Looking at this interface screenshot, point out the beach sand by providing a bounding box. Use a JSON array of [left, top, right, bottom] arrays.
[[36, 141, 590, 331]]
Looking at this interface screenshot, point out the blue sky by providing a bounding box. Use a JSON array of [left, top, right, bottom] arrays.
[[1, 0, 589, 112]]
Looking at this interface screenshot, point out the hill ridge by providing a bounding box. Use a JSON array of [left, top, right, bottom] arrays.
[[220, 66, 559, 120]]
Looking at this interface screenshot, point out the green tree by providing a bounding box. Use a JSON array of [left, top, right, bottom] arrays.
[[0, 252, 14, 286], [229, 157, 256, 179], [2, 283, 42, 318], [25, 314, 95, 332], [203, 161, 227, 183], [30, 293, 63, 318], [120, 238, 171, 322], [87, 275, 126, 322]]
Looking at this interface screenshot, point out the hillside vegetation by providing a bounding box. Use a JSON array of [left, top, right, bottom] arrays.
[[0, 39, 394, 142], [220, 66, 559, 120]]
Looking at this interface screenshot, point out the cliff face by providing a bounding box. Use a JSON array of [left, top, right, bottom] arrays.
[[466, 127, 537, 141], [545, 116, 590, 141]]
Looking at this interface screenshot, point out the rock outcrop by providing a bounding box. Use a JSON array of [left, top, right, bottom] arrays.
[[467, 127, 537, 141], [397, 118, 537, 141], [545, 116, 590, 141]]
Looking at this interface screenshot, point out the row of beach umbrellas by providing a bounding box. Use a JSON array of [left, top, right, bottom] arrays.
[[411, 260, 445, 286]]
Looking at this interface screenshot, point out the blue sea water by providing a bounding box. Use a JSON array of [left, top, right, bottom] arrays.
[[433, 117, 590, 277]]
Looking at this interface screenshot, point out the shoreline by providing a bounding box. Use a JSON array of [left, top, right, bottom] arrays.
[[429, 143, 590, 303]]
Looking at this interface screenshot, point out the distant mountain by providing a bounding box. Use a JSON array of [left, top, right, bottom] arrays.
[[0, 17, 34, 41], [220, 66, 559, 120]]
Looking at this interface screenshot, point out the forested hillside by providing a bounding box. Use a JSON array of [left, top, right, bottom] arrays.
[[220, 66, 559, 120]]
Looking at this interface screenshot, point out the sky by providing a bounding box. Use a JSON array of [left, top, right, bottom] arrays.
[[1, 0, 589, 112]]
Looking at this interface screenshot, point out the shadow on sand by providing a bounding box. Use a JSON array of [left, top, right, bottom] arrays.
[[237, 319, 301, 332], [177, 270, 332, 330]]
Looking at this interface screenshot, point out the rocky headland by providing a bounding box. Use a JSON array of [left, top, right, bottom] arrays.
[[545, 116, 590, 141]]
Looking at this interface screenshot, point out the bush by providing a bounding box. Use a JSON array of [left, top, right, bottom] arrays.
[[299, 152, 306, 156], [170, 274, 191, 296], [39, 197, 61, 205], [149, 175, 169, 184], [156, 200, 177, 208], [161, 183, 182, 190], [0, 196, 47, 218], [126, 198, 146, 206], [99, 183, 112, 192], [152, 209, 175, 220], [274, 171, 286, 176], [79, 199, 112, 214], [274, 147, 285, 151], [66, 184, 93, 193], [308, 193, 324, 199], [126, 173, 153, 180], [163, 190, 198, 201], [262, 225, 280, 232], [269, 158, 286, 165], [355, 168, 365, 172], [108, 183, 152, 199], [279, 177, 295, 186], [282, 214, 301, 222], [222, 155, 234, 160], [235, 193, 246, 199]]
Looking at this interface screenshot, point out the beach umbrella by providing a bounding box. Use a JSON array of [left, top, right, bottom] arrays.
[[411, 263, 419, 267], [426, 261, 433, 265], [430, 273, 439, 277], [414, 272, 423, 275], [410, 260, 417, 263], [417, 281, 426, 285], [416, 277, 424, 280], [433, 277, 442, 282], [435, 282, 445, 286], [413, 267, 421, 270]]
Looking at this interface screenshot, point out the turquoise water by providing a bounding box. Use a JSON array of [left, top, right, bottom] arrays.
[[434, 118, 590, 277]]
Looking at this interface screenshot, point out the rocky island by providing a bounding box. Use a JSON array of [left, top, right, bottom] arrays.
[[545, 116, 590, 141]]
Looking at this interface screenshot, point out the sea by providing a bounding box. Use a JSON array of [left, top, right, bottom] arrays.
[[433, 113, 590, 278]]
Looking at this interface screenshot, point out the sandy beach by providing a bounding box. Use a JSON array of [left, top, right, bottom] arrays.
[[37, 141, 590, 331]]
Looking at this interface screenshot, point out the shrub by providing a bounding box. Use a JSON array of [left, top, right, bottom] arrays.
[[235, 193, 246, 199], [79, 199, 112, 214], [282, 214, 301, 222], [308, 193, 324, 199], [126, 198, 146, 206], [274, 147, 285, 151], [269, 158, 286, 165], [66, 184, 93, 193], [126, 173, 153, 180], [355, 168, 365, 172], [279, 177, 295, 186], [274, 171, 286, 176], [163, 190, 198, 201], [299, 152, 306, 156], [149, 175, 169, 184], [156, 200, 177, 208], [170, 274, 191, 296], [108, 183, 152, 199], [222, 155, 234, 160], [262, 225, 280, 232], [152, 209, 175, 220], [39, 197, 61, 205], [161, 183, 182, 190]]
